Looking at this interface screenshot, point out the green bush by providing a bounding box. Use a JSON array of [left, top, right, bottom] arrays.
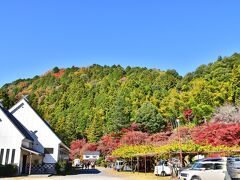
[[95, 157, 104, 166], [95, 157, 107, 167], [0, 164, 18, 177], [55, 160, 71, 175]]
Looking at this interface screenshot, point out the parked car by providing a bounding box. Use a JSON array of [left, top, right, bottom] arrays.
[[73, 158, 81, 167], [114, 160, 132, 171], [178, 158, 222, 178], [179, 158, 231, 180], [227, 157, 240, 180], [154, 160, 171, 176]]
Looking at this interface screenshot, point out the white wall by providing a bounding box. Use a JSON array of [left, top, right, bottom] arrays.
[[0, 109, 23, 166], [10, 99, 61, 163]]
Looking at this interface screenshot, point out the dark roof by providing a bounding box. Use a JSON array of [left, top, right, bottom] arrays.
[[0, 105, 34, 141], [83, 151, 100, 156]]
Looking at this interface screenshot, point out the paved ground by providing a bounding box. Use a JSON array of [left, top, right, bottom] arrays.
[[3, 168, 130, 180], [3, 168, 174, 180], [50, 169, 128, 180]]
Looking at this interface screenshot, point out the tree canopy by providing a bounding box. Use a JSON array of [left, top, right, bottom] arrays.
[[1, 53, 240, 144]]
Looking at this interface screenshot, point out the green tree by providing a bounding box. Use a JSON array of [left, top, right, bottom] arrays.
[[53, 66, 60, 73], [135, 102, 166, 133], [0, 89, 12, 108], [230, 65, 240, 105], [108, 95, 131, 132]]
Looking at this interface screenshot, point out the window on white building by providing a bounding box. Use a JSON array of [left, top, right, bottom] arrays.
[[0, 149, 4, 164], [44, 148, 54, 154], [5, 149, 10, 164], [11, 149, 15, 164]]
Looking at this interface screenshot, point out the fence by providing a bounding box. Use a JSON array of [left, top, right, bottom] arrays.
[[26, 163, 56, 174]]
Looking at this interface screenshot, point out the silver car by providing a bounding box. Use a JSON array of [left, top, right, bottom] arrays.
[[227, 157, 240, 180], [179, 160, 231, 180]]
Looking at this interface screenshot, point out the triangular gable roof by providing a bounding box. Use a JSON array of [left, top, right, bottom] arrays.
[[0, 105, 34, 141], [10, 98, 69, 151]]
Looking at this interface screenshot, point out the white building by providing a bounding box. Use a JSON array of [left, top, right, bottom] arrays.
[[0, 97, 69, 174], [0, 103, 40, 175], [83, 151, 100, 161]]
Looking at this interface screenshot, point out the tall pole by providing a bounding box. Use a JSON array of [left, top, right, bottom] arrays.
[[28, 153, 32, 175], [176, 118, 183, 167]]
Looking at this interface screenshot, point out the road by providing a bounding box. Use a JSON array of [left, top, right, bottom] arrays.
[[5, 168, 130, 180], [5, 168, 172, 180], [50, 168, 128, 180]]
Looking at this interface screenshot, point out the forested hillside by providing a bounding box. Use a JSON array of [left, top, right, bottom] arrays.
[[0, 53, 240, 144]]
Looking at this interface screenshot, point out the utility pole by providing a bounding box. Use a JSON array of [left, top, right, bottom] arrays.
[[176, 118, 183, 167]]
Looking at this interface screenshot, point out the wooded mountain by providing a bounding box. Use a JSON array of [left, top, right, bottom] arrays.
[[1, 53, 240, 144]]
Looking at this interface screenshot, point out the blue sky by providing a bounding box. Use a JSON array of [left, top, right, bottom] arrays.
[[0, 0, 240, 87]]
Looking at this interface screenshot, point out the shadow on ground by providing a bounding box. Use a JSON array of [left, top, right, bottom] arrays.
[[71, 168, 101, 175]]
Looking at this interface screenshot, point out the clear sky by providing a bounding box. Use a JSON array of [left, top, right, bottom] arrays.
[[0, 0, 240, 87]]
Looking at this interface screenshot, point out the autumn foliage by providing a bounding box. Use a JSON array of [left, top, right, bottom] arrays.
[[146, 131, 172, 145], [97, 133, 121, 156], [70, 139, 98, 160], [70, 122, 240, 159], [70, 139, 86, 160], [52, 69, 65, 78], [191, 123, 240, 147], [183, 109, 193, 121], [120, 131, 149, 145]]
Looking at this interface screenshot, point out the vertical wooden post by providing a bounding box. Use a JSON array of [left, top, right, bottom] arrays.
[[144, 156, 146, 175], [28, 153, 32, 175], [137, 157, 139, 174], [169, 151, 174, 178], [131, 157, 133, 173]]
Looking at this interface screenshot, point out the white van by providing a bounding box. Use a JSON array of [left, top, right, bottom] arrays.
[[114, 160, 124, 171], [114, 160, 132, 171], [154, 160, 171, 176]]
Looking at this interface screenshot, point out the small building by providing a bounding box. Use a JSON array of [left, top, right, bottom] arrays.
[[83, 151, 100, 161], [0, 97, 70, 175]]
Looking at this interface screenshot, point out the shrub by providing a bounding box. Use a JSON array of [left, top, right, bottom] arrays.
[[95, 157, 104, 166], [0, 164, 18, 177], [55, 160, 71, 175]]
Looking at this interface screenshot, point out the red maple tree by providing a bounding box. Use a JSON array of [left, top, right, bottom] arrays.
[[120, 131, 149, 145], [191, 123, 240, 147], [183, 109, 193, 121], [69, 139, 86, 160], [97, 133, 121, 156], [146, 131, 172, 145]]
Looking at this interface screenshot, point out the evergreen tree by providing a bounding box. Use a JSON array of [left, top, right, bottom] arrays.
[[135, 102, 166, 133]]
